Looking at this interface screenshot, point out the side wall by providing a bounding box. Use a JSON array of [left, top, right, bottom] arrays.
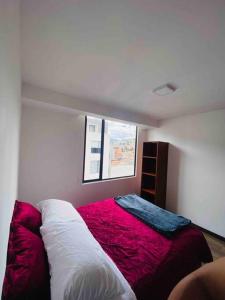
[[18, 103, 146, 207], [147, 109, 225, 237], [0, 0, 21, 292]]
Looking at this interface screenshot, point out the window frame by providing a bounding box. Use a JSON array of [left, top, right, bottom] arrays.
[[82, 116, 138, 183]]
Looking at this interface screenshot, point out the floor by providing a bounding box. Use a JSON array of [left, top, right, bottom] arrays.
[[204, 232, 225, 260]]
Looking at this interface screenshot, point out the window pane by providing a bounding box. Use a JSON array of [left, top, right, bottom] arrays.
[[84, 116, 102, 181], [103, 120, 136, 179]]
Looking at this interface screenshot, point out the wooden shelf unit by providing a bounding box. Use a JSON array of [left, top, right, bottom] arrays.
[[141, 141, 169, 208]]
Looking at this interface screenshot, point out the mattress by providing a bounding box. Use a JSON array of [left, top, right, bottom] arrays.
[[77, 198, 212, 300]]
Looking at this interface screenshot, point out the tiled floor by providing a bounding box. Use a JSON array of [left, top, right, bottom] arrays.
[[204, 232, 225, 260]]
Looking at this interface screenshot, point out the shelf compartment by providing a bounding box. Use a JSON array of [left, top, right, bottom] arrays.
[[141, 188, 156, 195], [143, 142, 157, 157], [141, 191, 155, 203], [141, 174, 155, 190], [142, 157, 156, 173]]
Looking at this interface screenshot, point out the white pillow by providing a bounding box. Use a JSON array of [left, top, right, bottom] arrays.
[[38, 199, 136, 300], [37, 199, 85, 224]]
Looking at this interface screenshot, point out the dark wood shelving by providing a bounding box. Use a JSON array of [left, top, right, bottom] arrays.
[[141, 142, 169, 208]]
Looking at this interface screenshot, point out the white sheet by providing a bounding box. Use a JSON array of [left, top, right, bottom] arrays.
[[38, 199, 137, 300]]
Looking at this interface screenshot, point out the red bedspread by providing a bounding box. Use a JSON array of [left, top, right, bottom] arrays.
[[77, 198, 212, 300]]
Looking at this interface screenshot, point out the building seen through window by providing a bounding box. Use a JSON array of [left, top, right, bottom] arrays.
[[91, 141, 101, 154], [88, 124, 96, 132]]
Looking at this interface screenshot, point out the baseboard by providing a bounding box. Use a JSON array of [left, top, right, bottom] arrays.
[[193, 223, 225, 243]]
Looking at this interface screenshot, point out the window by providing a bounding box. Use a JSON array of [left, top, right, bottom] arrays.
[[83, 116, 137, 182]]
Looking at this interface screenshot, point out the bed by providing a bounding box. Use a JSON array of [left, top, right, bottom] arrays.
[[3, 197, 212, 300], [77, 198, 212, 300]]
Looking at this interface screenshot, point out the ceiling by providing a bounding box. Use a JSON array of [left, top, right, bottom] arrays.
[[21, 0, 225, 121]]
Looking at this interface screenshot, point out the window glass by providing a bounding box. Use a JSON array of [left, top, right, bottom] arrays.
[[90, 160, 100, 174], [88, 124, 96, 132], [84, 116, 102, 181], [103, 120, 136, 179]]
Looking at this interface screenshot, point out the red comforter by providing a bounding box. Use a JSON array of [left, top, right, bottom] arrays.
[[77, 198, 212, 300]]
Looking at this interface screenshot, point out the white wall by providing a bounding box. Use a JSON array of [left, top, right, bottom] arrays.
[[18, 103, 146, 207], [147, 109, 225, 237], [0, 0, 21, 292]]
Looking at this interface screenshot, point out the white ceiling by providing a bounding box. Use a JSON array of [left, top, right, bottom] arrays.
[[21, 0, 225, 121]]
